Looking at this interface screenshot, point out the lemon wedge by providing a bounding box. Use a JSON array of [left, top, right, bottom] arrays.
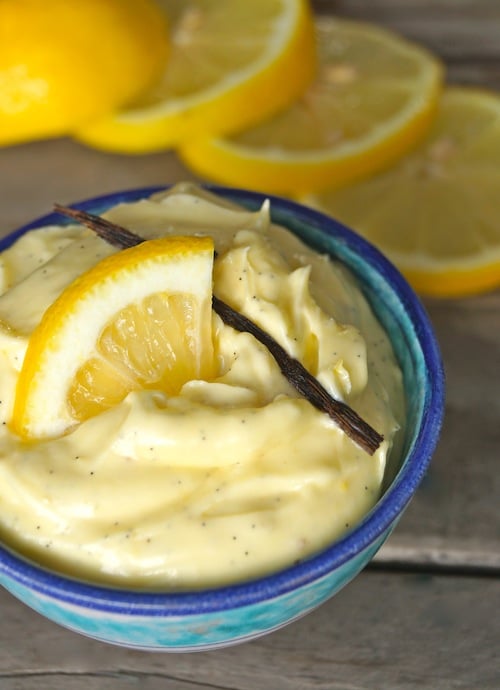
[[0, 0, 169, 146], [75, 0, 316, 152], [304, 87, 500, 298], [179, 16, 443, 194], [12, 236, 215, 439]]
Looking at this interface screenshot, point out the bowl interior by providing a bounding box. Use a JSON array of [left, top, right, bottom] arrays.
[[0, 185, 444, 612]]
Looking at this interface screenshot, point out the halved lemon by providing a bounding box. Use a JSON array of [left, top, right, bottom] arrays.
[[179, 16, 443, 194], [75, 0, 317, 153], [0, 0, 170, 146], [304, 87, 500, 298], [12, 236, 215, 439]]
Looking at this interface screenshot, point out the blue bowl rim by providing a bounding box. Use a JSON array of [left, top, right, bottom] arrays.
[[0, 184, 445, 615]]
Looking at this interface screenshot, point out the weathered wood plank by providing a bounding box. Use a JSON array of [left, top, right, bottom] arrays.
[[0, 678, 209, 690], [376, 291, 500, 570], [0, 570, 498, 689]]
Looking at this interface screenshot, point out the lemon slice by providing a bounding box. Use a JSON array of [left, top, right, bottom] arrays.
[[0, 0, 169, 146], [12, 236, 215, 439], [75, 0, 316, 153], [179, 16, 443, 194], [304, 87, 500, 298]]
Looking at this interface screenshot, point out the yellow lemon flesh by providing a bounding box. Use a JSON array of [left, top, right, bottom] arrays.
[[12, 236, 215, 439], [0, 0, 169, 146], [75, 0, 317, 152], [304, 87, 500, 298], [180, 17, 443, 195]]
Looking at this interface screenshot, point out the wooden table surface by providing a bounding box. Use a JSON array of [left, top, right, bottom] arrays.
[[0, 1, 499, 688]]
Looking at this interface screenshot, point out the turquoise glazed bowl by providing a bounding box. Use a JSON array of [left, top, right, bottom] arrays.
[[0, 186, 444, 650]]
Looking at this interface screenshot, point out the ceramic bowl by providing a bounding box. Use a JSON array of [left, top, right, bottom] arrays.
[[0, 186, 444, 650]]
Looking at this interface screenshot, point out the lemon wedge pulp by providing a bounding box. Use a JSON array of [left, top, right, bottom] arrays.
[[12, 236, 215, 439]]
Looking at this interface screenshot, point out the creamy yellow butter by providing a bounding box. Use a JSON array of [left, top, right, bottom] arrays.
[[0, 184, 405, 588]]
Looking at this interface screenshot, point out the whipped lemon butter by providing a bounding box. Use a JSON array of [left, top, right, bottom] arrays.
[[0, 184, 405, 588]]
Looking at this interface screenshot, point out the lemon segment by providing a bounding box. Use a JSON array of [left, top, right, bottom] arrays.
[[179, 17, 443, 194], [304, 87, 500, 298], [0, 0, 170, 147], [12, 236, 215, 439], [75, 0, 317, 152]]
